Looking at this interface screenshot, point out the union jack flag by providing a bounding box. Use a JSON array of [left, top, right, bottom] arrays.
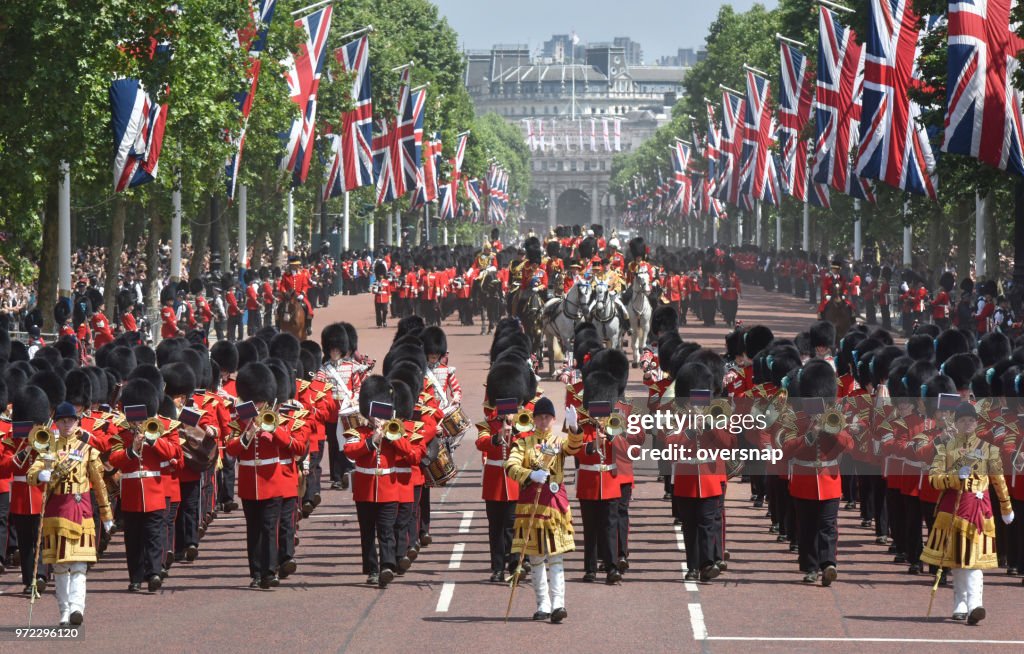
[[856, 0, 938, 198], [111, 79, 167, 192], [226, 0, 276, 201], [372, 69, 422, 205], [401, 88, 427, 196], [812, 6, 875, 201], [943, 0, 1024, 176], [280, 5, 333, 188], [410, 134, 440, 210], [670, 142, 692, 217], [324, 34, 373, 199], [777, 40, 813, 201], [740, 70, 773, 201], [717, 91, 745, 207], [465, 178, 481, 214], [451, 132, 469, 186]]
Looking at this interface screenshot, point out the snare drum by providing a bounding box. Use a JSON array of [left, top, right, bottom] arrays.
[[440, 405, 471, 445], [426, 439, 458, 487], [339, 414, 363, 431]]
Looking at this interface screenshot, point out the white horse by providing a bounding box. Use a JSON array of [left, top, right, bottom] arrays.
[[542, 278, 593, 376], [587, 280, 623, 350], [627, 270, 653, 368]]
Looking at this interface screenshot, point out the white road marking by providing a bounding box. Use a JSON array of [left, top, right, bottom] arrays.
[[680, 563, 699, 592], [448, 543, 465, 569], [435, 582, 455, 612], [688, 603, 707, 640], [675, 527, 686, 551], [701, 637, 1024, 645], [459, 510, 474, 533]]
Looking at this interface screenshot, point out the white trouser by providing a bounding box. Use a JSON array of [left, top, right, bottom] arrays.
[[529, 554, 565, 613], [53, 562, 88, 621], [951, 568, 983, 614]]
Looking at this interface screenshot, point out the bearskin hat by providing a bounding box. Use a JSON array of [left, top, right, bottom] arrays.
[[808, 321, 837, 351], [128, 364, 165, 395], [13, 386, 53, 424], [235, 340, 260, 369], [491, 227, 500, 241], [573, 337, 604, 369], [578, 236, 598, 261], [960, 277, 975, 295], [358, 375, 394, 419], [977, 332, 1011, 368], [64, 369, 93, 408], [119, 379, 161, 418], [160, 362, 196, 398], [189, 278, 204, 295], [658, 332, 684, 375], [592, 223, 604, 238], [869, 345, 905, 388], [235, 362, 277, 404], [923, 374, 956, 399], [54, 338, 77, 361], [29, 370, 66, 409], [492, 332, 533, 365], [767, 347, 802, 388], [320, 323, 349, 358], [384, 344, 427, 377], [687, 348, 726, 394], [546, 240, 561, 259], [246, 336, 269, 361], [914, 323, 940, 339], [743, 325, 775, 359], [9, 340, 28, 362], [395, 316, 425, 340], [583, 370, 620, 408], [296, 349, 315, 380], [725, 327, 747, 359], [265, 359, 295, 405], [836, 331, 866, 375], [935, 329, 970, 365], [628, 237, 646, 260], [0, 327, 11, 364], [999, 366, 1022, 398], [524, 237, 542, 265], [390, 380, 415, 420], [255, 326, 278, 346], [585, 349, 629, 393], [651, 305, 679, 338], [374, 260, 387, 279], [938, 271, 955, 292], [796, 358, 838, 400], [672, 362, 715, 401], [905, 334, 934, 362], [941, 352, 980, 391], [0, 378, 7, 412], [210, 341, 239, 373], [387, 361, 425, 400], [486, 362, 531, 406], [156, 338, 185, 367], [84, 367, 108, 406], [420, 326, 448, 356], [300, 339, 323, 363], [269, 332, 301, 369]]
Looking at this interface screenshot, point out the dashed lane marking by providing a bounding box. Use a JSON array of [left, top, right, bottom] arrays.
[[458, 510, 474, 533], [448, 543, 465, 569], [435, 582, 455, 612]]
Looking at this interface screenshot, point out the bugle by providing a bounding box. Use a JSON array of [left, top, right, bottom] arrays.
[[513, 410, 535, 433], [604, 414, 624, 437], [31, 423, 53, 453], [708, 398, 732, 420], [382, 419, 405, 441], [258, 409, 279, 434]]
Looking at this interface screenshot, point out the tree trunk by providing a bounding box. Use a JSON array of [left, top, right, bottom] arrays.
[[926, 209, 942, 288], [144, 201, 163, 311], [217, 196, 230, 274], [102, 197, 127, 323], [1011, 180, 1024, 314], [189, 197, 210, 282], [38, 183, 60, 332], [271, 228, 283, 268]]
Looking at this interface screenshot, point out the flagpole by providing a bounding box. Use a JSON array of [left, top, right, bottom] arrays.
[[776, 33, 808, 48], [755, 200, 762, 247], [386, 209, 394, 246], [287, 189, 295, 252], [171, 174, 183, 282], [343, 190, 350, 250], [818, 0, 855, 14], [58, 161, 71, 296], [425, 202, 431, 245], [853, 198, 862, 261], [803, 165, 810, 251], [237, 184, 247, 272], [336, 25, 374, 41], [976, 191, 987, 277], [775, 204, 782, 250], [291, 0, 334, 16], [903, 202, 912, 266]]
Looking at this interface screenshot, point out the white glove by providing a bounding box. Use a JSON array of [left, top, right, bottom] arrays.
[[564, 406, 578, 432], [36, 469, 51, 484], [103, 520, 114, 532], [958, 465, 971, 480], [529, 469, 549, 484], [1002, 511, 1015, 526]]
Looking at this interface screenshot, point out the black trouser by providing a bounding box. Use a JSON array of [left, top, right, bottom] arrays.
[[0, 494, 9, 566], [675, 495, 721, 572], [903, 494, 923, 565], [326, 424, 343, 483], [356, 501, 398, 575], [679, 299, 689, 323], [857, 466, 888, 536], [396, 485, 422, 555], [164, 499, 179, 561], [793, 497, 839, 572], [841, 467, 857, 503], [485, 500, 516, 573], [202, 468, 215, 518], [303, 446, 324, 504], [122, 510, 165, 583], [175, 480, 201, 554], [278, 496, 297, 565], [750, 470, 767, 500], [264, 304, 273, 327], [721, 299, 737, 326], [1010, 498, 1024, 571], [580, 498, 618, 573], [375, 302, 388, 326], [242, 497, 282, 579], [12, 513, 46, 585], [247, 308, 261, 335], [419, 485, 431, 536], [616, 483, 633, 561], [217, 454, 236, 505], [213, 319, 226, 342], [228, 315, 242, 341], [887, 486, 905, 554], [701, 298, 716, 326], [865, 300, 876, 325], [880, 305, 892, 330], [769, 476, 793, 537]]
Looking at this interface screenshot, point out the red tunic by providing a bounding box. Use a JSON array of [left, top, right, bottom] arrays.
[[342, 425, 417, 503], [225, 418, 294, 501], [475, 419, 522, 502], [109, 428, 177, 513], [781, 412, 853, 501]]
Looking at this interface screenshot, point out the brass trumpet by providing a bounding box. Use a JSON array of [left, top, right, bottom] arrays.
[[513, 410, 535, 433], [31, 424, 53, 452], [258, 409, 279, 434], [140, 417, 164, 440], [753, 389, 788, 428], [820, 404, 846, 435], [708, 398, 732, 420], [382, 419, 405, 441], [603, 414, 624, 437]]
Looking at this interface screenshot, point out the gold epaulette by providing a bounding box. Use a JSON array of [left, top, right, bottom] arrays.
[[298, 380, 311, 392], [408, 421, 425, 442], [164, 419, 182, 432], [343, 427, 361, 441], [475, 420, 491, 437]]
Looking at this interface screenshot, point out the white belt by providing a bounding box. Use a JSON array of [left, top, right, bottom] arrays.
[[579, 463, 617, 472], [354, 466, 412, 476], [485, 459, 506, 467], [904, 460, 930, 470], [238, 457, 281, 467], [13, 475, 27, 483], [122, 470, 161, 480], [159, 461, 173, 468], [791, 458, 839, 468]]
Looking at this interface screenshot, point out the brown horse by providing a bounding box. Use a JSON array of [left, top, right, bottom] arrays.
[[277, 292, 306, 340], [821, 294, 856, 340]]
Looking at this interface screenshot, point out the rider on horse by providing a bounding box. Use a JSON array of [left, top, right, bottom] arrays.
[[279, 254, 314, 335], [511, 237, 547, 318]]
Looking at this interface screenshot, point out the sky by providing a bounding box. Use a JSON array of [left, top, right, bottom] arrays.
[[432, 0, 779, 63]]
